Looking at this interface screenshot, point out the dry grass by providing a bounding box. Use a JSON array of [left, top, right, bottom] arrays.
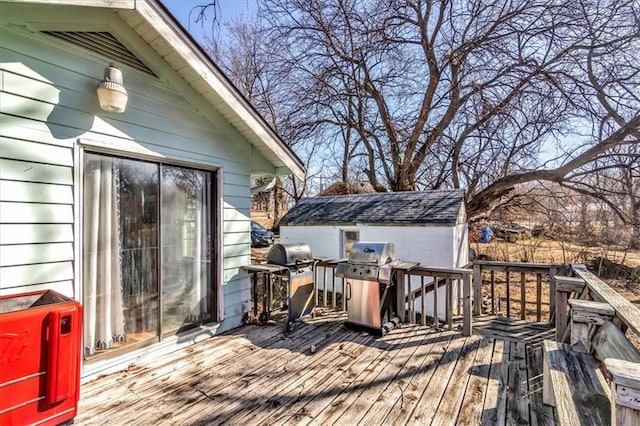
[[473, 237, 640, 268], [473, 237, 640, 319]]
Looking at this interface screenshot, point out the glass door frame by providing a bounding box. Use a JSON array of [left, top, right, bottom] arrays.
[[78, 147, 220, 362]]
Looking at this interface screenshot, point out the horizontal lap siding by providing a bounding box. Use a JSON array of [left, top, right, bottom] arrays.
[[1, 26, 257, 329], [0, 65, 75, 295]]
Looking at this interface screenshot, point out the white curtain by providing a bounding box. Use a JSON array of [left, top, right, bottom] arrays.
[[190, 181, 209, 321], [83, 159, 126, 355]]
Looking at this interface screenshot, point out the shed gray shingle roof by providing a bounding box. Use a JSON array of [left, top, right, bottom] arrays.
[[279, 189, 466, 226]]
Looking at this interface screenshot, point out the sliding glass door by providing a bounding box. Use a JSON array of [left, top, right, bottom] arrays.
[[82, 153, 214, 359], [161, 166, 212, 333]]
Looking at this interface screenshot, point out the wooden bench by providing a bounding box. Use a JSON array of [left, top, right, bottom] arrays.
[[544, 269, 640, 425]]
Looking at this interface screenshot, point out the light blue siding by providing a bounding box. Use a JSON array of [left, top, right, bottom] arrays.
[[0, 20, 267, 334]]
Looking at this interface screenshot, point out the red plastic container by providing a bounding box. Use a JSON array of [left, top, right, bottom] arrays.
[[0, 290, 82, 426]]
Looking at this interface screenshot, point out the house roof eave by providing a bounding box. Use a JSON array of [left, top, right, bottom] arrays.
[[10, 0, 306, 180]]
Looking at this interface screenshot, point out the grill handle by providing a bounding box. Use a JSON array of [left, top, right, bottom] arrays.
[[345, 281, 351, 301]]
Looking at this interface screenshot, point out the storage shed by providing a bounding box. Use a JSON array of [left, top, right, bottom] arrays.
[[279, 190, 469, 268], [0, 0, 304, 379], [279, 190, 468, 320]]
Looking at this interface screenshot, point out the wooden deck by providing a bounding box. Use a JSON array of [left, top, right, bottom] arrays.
[[77, 310, 556, 425]]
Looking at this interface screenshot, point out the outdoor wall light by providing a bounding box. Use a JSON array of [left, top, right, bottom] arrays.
[[97, 64, 128, 113]]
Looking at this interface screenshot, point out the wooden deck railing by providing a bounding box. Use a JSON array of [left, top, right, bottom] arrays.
[[395, 265, 473, 336], [472, 261, 568, 323], [313, 260, 473, 336], [550, 264, 640, 424], [558, 264, 640, 356]]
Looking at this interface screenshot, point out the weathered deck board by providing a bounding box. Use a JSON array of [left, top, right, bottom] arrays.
[[395, 334, 471, 424], [457, 337, 496, 425], [526, 342, 556, 425], [75, 310, 558, 425], [147, 319, 348, 425], [506, 342, 530, 424], [481, 339, 508, 426], [306, 327, 422, 425], [430, 336, 484, 425], [356, 333, 454, 424]]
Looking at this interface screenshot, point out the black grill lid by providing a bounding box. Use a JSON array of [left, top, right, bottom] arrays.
[[267, 243, 313, 267]]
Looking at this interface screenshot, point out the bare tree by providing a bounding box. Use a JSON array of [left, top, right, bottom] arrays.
[[256, 0, 639, 218], [204, 16, 321, 220]]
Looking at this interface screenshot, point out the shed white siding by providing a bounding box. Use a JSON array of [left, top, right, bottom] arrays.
[[0, 22, 262, 331], [280, 226, 342, 259], [281, 224, 467, 268]]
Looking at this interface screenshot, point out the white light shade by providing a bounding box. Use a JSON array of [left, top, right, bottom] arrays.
[[97, 64, 128, 113]]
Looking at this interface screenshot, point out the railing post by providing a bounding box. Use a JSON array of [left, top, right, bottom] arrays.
[[473, 263, 482, 316], [605, 359, 640, 426], [463, 273, 472, 336], [568, 299, 614, 353], [554, 276, 586, 342]]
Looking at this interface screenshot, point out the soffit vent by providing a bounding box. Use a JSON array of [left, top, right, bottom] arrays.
[[42, 31, 156, 76]]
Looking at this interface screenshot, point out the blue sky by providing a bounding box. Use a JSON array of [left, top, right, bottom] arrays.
[[162, 0, 257, 45]]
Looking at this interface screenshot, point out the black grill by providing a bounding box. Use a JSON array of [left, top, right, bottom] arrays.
[[266, 243, 313, 268], [252, 242, 316, 333]]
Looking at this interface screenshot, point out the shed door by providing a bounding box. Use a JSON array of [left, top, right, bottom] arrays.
[[341, 230, 359, 258]]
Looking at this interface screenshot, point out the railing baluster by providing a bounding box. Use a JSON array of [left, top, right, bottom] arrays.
[[473, 264, 482, 316], [323, 267, 328, 308], [457, 278, 462, 316], [313, 266, 319, 308], [490, 270, 495, 315], [549, 266, 558, 321], [340, 275, 346, 312], [396, 270, 406, 322], [332, 269, 336, 309], [411, 291, 416, 324], [506, 271, 511, 318], [521, 271, 526, 320], [421, 275, 426, 326], [434, 276, 439, 329], [447, 277, 453, 330], [536, 273, 542, 322]]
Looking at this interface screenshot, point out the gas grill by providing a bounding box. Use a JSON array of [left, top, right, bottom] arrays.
[[263, 243, 315, 332], [335, 242, 400, 336]]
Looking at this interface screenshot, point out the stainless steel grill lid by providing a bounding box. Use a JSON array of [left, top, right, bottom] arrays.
[[266, 243, 313, 267], [347, 242, 395, 266]]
